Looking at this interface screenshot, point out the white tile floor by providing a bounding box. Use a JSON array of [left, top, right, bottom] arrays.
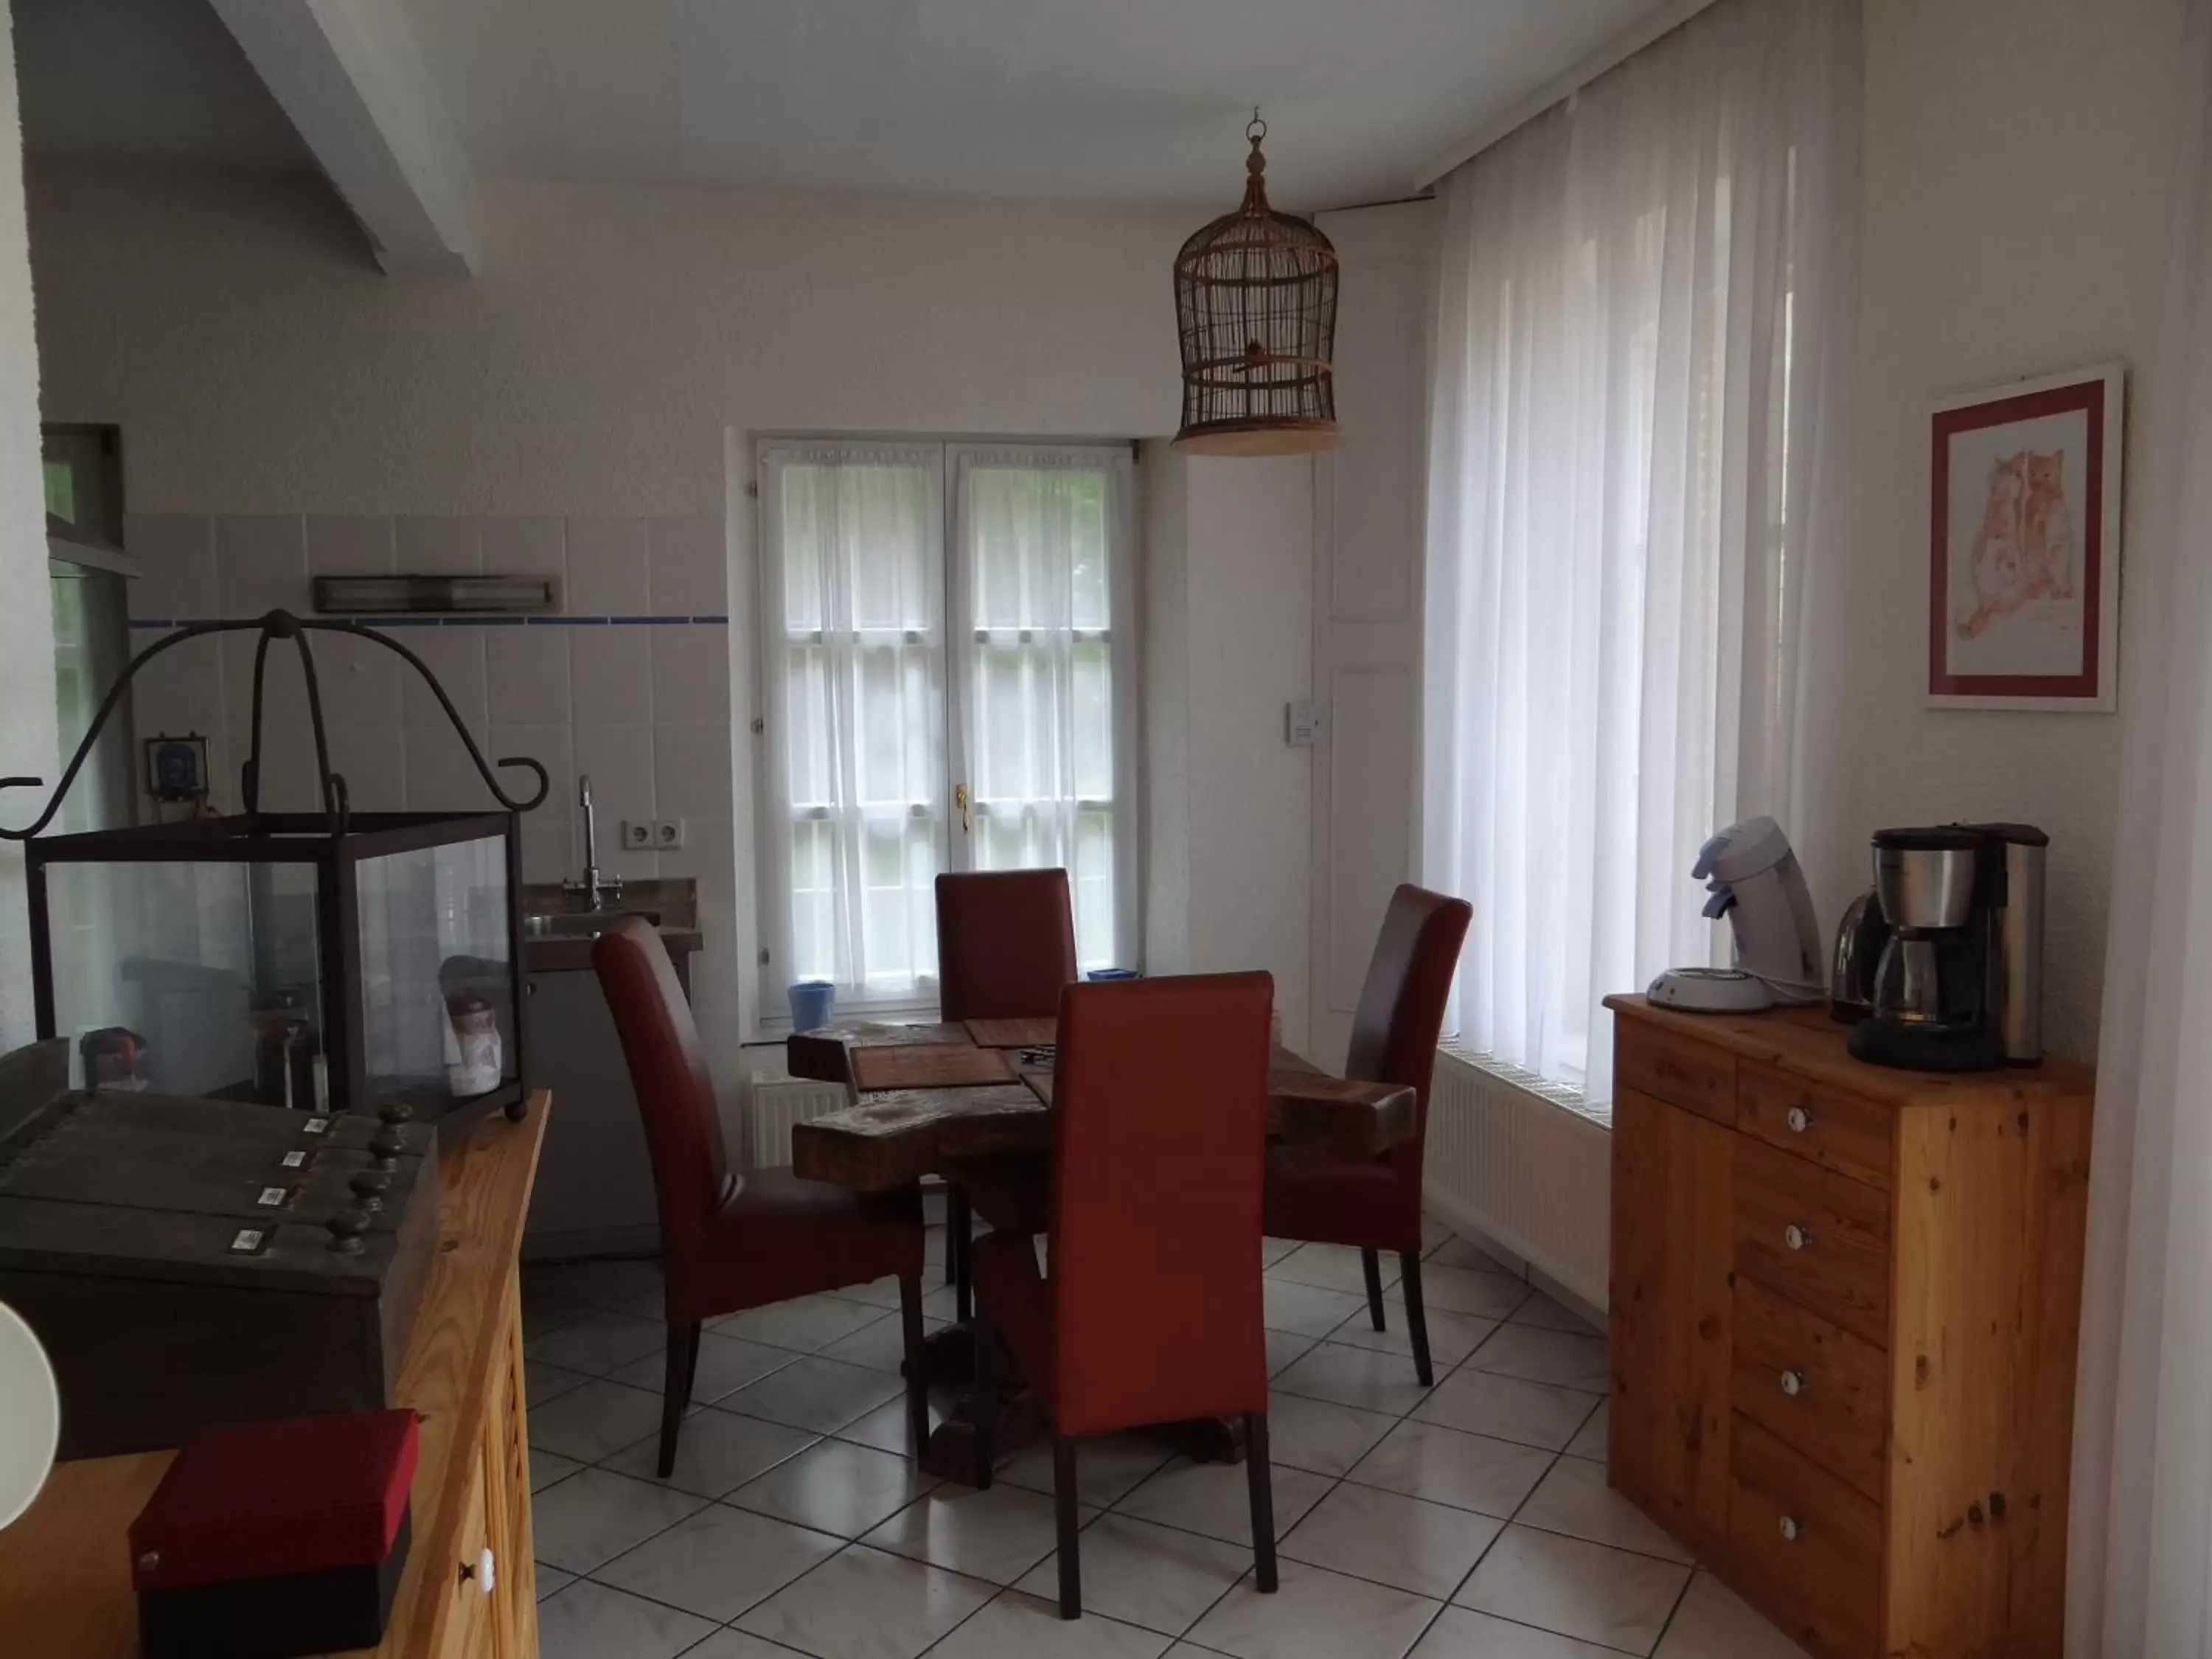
[[521, 1220, 1812, 1659]]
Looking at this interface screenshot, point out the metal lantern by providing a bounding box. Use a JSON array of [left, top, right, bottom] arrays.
[[1173, 115, 1341, 456]]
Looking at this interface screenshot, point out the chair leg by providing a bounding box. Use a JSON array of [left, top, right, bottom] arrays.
[[656, 1321, 699, 1478], [971, 1313, 999, 1490], [1054, 1436, 1082, 1618], [944, 1183, 967, 1287], [1399, 1251, 1434, 1388], [1244, 1412, 1279, 1593], [1360, 1247, 1387, 1332], [949, 1186, 973, 1323], [898, 1270, 929, 1459]]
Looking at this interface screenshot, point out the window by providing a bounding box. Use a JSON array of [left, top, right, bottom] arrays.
[[1421, 0, 1855, 1105], [757, 440, 1137, 1012]]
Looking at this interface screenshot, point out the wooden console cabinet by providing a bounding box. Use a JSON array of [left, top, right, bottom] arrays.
[[0, 1096, 550, 1659], [1603, 999, 2093, 1659]]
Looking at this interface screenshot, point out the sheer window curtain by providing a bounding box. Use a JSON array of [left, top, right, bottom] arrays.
[[950, 447, 1140, 973], [759, 443, 947, 1004], [1422, 0, 1859, 1103], [2066, 3, 2212, 1650]]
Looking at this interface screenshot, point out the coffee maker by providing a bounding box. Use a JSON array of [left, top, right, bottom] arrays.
[[1846, 823, 2047, 1071]]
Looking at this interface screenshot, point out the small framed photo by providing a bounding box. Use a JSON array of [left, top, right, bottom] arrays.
[[1928, 363, 2124, 711]]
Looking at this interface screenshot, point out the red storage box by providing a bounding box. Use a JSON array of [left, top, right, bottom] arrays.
[[129, 1408, 419, 1659]]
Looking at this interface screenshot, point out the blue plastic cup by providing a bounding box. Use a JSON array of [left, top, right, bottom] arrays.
[[787, 980, 836, 1031]]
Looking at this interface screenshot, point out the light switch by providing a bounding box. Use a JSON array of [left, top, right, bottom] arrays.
[[1285, 700, 1325, 746]]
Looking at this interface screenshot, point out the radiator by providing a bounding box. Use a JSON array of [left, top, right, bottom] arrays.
[[1422, 1045, 1612, 1312], [745, 1071, 851, 1168]]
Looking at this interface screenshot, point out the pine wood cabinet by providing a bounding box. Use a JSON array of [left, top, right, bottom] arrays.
[[0, 1099, 549, 1659], [1604, 1000, 2093, 1659]]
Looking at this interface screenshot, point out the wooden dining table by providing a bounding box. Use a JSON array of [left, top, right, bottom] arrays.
[[784, 1015, 1418, 1482]]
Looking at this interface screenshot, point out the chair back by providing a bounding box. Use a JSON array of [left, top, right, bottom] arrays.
[[934, 869, 1078, 1022], [591, 917, 731, 1277], [1048, 971, 1273, 1435], [1345, 884, 1474, 1155]]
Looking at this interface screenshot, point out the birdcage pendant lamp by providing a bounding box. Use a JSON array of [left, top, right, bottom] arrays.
[[1173, 115, 1342, 456]]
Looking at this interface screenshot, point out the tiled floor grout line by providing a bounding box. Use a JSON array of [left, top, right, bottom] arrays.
[[526, 1228, 1725, 1659]]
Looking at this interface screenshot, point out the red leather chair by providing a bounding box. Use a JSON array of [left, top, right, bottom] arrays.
[[1262, 884, 1472, 1385], [933, 869, 1078, 1318], [592, 917, 928, 1475], [969, 971, 1279, 1620]]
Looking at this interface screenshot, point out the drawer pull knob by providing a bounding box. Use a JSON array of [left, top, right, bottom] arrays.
[[1786, 1105, 1814, 1134], [1778, 1514, 1802, 1543], [459, 1547, 497, 1594], [1779, 1368, 1807, 1397], [1783, 1222, 1812, 1252]]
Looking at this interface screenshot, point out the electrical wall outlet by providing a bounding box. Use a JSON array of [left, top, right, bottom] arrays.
[[1285, 700, 1325, 746], [653, 818, 686, 849], [621, 819, 653, 849]]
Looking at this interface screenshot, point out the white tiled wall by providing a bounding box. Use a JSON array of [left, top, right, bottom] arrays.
[[122, 514, 736, 900]]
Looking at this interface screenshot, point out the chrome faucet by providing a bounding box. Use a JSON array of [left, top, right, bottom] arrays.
[[563, 773, 624, 908]]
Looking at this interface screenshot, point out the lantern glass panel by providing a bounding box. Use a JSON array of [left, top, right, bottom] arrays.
[[356, 834, 515, 1107], [46, 857, 324, 1101]]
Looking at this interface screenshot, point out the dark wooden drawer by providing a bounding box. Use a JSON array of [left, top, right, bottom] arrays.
[[1736, 1136, 1891, 1347], [1739, 1063, 1893, 1189], [1731, 1279, 1888, 1504], [1617, 1023, 1736, 1127], [1728, 1414, 1882, 1658]]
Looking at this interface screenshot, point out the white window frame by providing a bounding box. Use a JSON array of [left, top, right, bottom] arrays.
[[754, 436, 1139, 1022]]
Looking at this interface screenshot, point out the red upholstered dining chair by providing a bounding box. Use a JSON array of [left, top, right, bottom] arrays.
[[969, 971, 1279, 1621], [591, 917, 928, 1475], [933, 869, 1078, 1318], [1263, 883, 1472, 1386]]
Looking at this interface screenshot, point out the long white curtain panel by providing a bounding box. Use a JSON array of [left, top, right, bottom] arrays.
[[1422, 0, 1860, 1102]]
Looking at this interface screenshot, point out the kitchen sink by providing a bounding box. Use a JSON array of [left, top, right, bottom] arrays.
[[521, 908, 663, 939]]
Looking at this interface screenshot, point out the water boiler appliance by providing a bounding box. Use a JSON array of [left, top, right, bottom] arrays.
[[1829, 888, 1891, 1023], [1846, 823, 2046, 1071]]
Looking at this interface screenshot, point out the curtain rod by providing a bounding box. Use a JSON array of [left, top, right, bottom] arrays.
[[1412, 0, 1725, 189]]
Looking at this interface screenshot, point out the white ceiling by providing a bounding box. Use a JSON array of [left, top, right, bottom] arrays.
[[16, 0, 1674, 209]]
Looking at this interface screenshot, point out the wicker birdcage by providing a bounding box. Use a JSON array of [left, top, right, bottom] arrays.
[[1172, 116, 1342, 456]]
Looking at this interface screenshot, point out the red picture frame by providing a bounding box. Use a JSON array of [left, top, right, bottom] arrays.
[[1927, 364, 2124, 712]]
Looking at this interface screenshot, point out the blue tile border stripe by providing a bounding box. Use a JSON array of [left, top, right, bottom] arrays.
[[132, 614, 731, 630]]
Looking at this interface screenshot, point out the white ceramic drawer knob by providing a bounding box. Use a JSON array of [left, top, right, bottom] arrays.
[[1783, 1222, 1812, 1252], [1779, 1368, 1807, 1397], [461, 1548, 496, 1594], [1778, 1514, 1802, 1543], [1786, 1105, 1814, 1134]]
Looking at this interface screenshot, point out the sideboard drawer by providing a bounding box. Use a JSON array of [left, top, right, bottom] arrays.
[[1728, 1414, 1882, 1659], [1617, 1023, 1736, 1127], [1731, 1279, 1888, 1504], [1738, 1063, 1893, 1189], [1735, 1138, 1891, 1346]]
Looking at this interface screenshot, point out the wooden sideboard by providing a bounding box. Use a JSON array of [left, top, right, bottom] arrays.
[[1603, 999, 2093, 1659], [0, 1095, 551, 1659]]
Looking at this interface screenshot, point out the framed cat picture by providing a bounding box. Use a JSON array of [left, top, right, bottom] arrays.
[[1928, 362, 2124, 711]]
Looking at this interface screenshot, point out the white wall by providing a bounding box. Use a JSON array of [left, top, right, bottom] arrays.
[[23, 159, 1324, 1074], [1185, 453, 1315, 1052], [0, 22, 55, 1050], [1846, 0, 2188, 1060], [1307, 200, 1434, 1068]]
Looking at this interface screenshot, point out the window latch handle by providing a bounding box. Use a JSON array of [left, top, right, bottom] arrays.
[[955, 783, 970, 834]]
